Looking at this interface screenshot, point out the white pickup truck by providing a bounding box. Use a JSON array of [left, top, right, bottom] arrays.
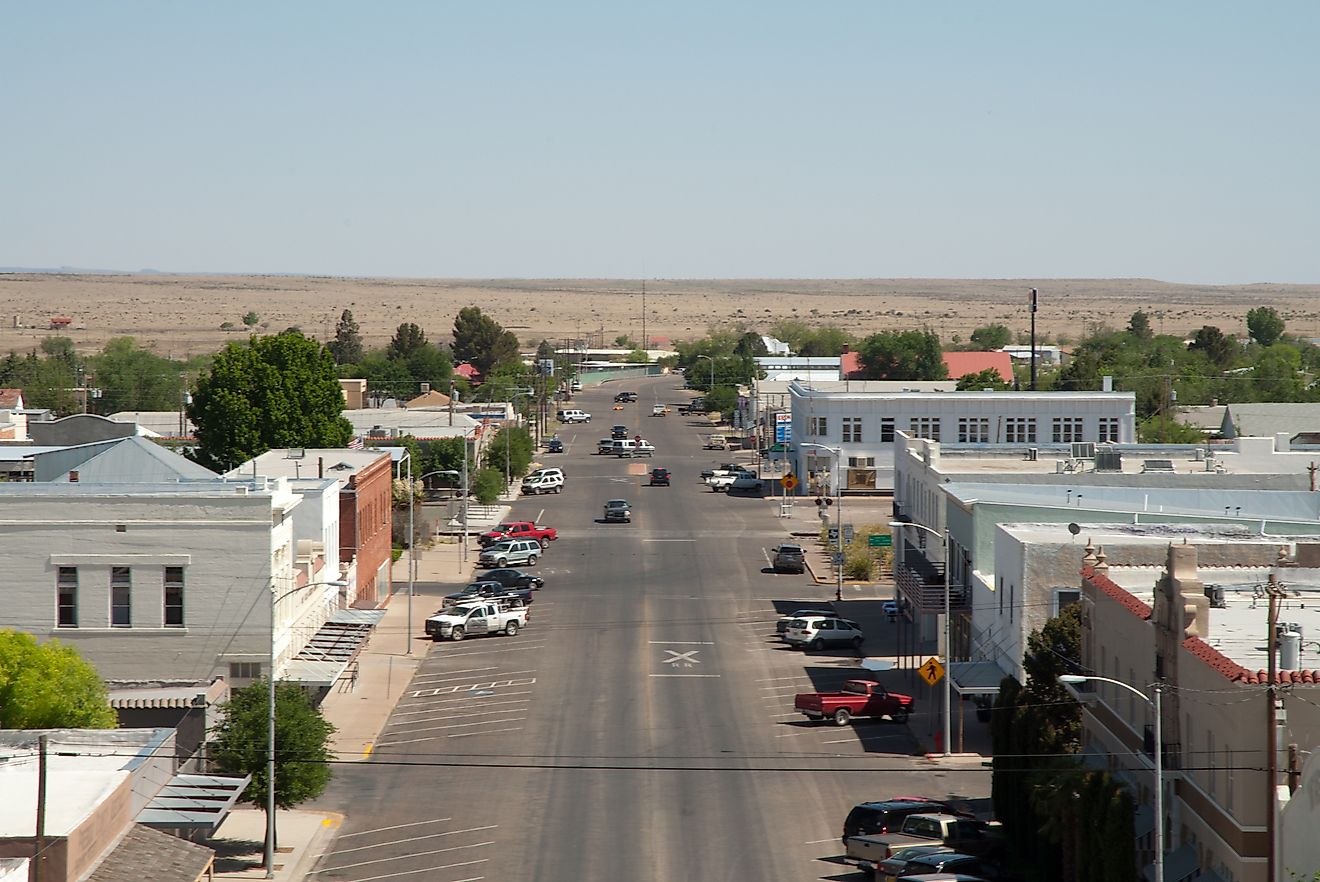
[[425, 600, 529, 641], [705, 468, 762, 492]]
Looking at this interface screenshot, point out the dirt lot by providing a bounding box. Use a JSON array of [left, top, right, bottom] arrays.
[[1, 273, 1317, 358]]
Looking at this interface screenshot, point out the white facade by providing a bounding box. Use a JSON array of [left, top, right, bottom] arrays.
[[756, 356, 842, 383], [790, 383, 1136, 493], [1000, 344, 1063, 365], [0, 479, 303, 684]]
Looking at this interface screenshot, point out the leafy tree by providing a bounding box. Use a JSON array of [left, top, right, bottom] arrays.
[[614, 334, 636, 348], [242, 311, 261, 328], [482, 426, 535, 481], [387, 322, 428, 361], [1127, 310, 1153, 340], [0, 631, 117, 728], [535, 339, 556, 360], [327, 310, 364, 364], [1138, 414, 1206, 443], [188, 331, 353, 471], [0, 350, 78, 415], [209, 680, 334, 853], [767, 319, 812, 352], [88, 337, 185, 413], [452, 307, 521, 374], [734, 331, 769, 360], [969, 324, 1012, 350], [1187, 325, 1237, 369], [1251, 344, 1304, 400], [703, 385, 739, 419], [348, 352, 413, 403], [799, 327, 853, 357], [471, 467, 505, 504], [624, 349, 650, 364], [40, 336, 79, 367], [955, 368, 1010, 391], [1247, 306, 1285, 347], [858, 330, 947, 380], [420, 436, 466, 480]]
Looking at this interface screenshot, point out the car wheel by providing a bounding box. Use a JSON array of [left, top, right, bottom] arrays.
[[451, 626, 465, 641], [496, 558, 507, 567], [527, 554, 538, 565], [833, 708, 852, 726], [809, 638, 824, 652], [555, 486, 561, 494], [540, 538, 551, 549], [504, 621, 519, 637], [891, 708, 911, 724], [852, 636, 864, 650]]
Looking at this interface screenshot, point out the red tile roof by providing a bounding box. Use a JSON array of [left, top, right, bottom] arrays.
[[942, 351, 1014, 383], [0, 389, 23, 409], [1082, 567, 1153, 619], [840, 351, 864, 379], [453, 364, 480, 379]]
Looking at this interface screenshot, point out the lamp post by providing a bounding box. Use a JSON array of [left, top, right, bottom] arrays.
[[267, 577, 347, 877], [1060, 674, 1163, 882], [889, 519, 952, 757], [394, 448, 414, 655], [696, 354, 715, 393], [801, 442, 844, 602]]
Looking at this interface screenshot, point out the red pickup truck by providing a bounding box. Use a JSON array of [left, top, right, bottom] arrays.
[[794, 680, 914, 726], [478, 521, 558, 549]]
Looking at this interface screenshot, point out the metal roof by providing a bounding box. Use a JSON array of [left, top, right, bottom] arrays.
[[135, 773, 250, 831], [948, 660, 1010, 695], [282, 609, 384, 688]]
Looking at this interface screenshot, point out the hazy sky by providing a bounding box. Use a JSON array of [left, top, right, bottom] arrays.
[[3, 2, 1317, 283]]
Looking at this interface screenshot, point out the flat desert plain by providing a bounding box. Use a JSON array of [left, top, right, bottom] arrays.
[[1, 274, 1318, 358]]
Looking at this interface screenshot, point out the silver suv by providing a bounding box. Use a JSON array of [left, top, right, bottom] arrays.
[[478, 538, 541, 568]]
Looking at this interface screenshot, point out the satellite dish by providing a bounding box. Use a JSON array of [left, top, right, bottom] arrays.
[[1068, 523, 1081, 535]]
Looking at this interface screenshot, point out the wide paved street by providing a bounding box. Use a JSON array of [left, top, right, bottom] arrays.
[[309, 376, 989, 882]]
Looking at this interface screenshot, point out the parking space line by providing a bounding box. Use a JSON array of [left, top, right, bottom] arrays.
[[331, 836, 493, 858], [434, 644, 546, 658], [392, 699, 531, 719], [821, 732, 910, 745], [416, 668, 538, 684], [336, 818, 453, 839], [804, 837, 838, 845], [448, 726, 523, 738], [390, 706, 532, 728], [388, 715, 526, 734], [315, 854, 488, 876], [647, 641, 714, 645], [649, 674, 721, 678]]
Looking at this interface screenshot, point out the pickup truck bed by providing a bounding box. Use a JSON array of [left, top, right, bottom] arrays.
[[795, 680, 913, 725]]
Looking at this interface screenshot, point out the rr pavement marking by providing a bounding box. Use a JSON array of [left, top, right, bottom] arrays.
[[408, 677, 536, 697]]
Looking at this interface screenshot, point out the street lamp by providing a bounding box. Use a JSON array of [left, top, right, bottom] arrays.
[[889, 519, 952, 757], [1060, 674, 1163, 882], [420, 467, 466, 576], [696, 354, 715, 392], [801, 442, 844, 602], [394, 448, 415, 656], [267, 577, 347, 877]]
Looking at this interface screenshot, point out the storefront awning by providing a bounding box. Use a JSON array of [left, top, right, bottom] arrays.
[[282, 608, 384, 688], [949, 660, 1011, 695], [136, 773, 250, 831]]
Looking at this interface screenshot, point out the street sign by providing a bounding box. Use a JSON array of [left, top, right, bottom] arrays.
[[843, 525, 854, 544], [781, 473, 799, 491], [868, 534, 892, 547], [827, 526, 839, 542], [831, 551, 845, 566], [919, 657, 945, 686]]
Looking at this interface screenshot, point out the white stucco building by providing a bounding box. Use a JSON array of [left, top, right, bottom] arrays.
[[790, 382, 1137, 493]]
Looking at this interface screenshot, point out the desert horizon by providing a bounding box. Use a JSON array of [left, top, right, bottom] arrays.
[[2, 272, 1318, 359]]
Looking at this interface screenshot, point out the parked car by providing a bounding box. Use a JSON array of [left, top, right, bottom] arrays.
[[444, 581, 533, 605], [546, 438, 564, 453], [704, 434, 728, 449], [478, 538, 542, 568], [783, 615, 864, 651], [479, 521, 558, 548], [649, 467, 671, 486], [570, 379, 582, 392], [772, 544, 806, 573], [729, 473, 762, 492], [603, 499, 632, 523], [842, 799, 964, 846], [775, 608, 839, 636], [425, 600, 528, 641], [875, 846, 957, 882], [611, 424, 629, 439], [482, 567, 543, 590], [559, 408, 590, 423], [794, 680, 914, 725], [521, 473, 564, 495], [899, 851, 1002, 881]]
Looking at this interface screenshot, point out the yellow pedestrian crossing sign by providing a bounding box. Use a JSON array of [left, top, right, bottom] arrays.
[[781, 473, 799, 491], [919, 657, 945, 686]]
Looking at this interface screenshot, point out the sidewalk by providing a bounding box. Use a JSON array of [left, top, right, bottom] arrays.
[[210, 808, 343, 881]]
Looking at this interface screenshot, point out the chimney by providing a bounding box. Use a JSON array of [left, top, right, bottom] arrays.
[[69, 470, 79, 483], [841, 343, 851, 353], [318, 456, 324, 479], [1210, 397, 1218, 407]]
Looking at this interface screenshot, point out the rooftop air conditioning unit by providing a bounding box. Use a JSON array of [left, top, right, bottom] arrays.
[[1204, 585, 1226, 608], [1071, 442, 1096, 460], [1026, 447, 1039, 461], [1193, 448, 1206, 461]]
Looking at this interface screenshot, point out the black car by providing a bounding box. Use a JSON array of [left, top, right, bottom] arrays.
[[613, 391, 638, 403], [546, 438, 564, 453], [649, 467, 671, 486], [842, 799, 962, 846], [483, 567, 544, 590], [444, 580, 533, 604], [902, 852, 1002, 881], [611, 424, 629, 439]]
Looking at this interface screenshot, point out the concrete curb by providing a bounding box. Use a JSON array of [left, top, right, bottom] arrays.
[[286, 811, 344, 881]]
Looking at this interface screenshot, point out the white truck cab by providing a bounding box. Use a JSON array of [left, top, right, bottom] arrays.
[[425, 601, 528, 641]]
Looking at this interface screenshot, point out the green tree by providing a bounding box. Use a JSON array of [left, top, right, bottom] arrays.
[[799, 326, 853, 357], [614, 334, 636, 348], [969, 324, 1012, 350], [403, 344, 453, 391], [1127, 310, 1153, 340], [703, 385, 739, 419], [624, 348, 650, 364], [242, 311, 261, 328], [733, 331, 769, 360], [5, 350, 78, 415], [0, 631, 116, 729], [1138, 414, 1206, 443], [40, 336, 79, 367], [89, 337, 185, 413], [452, 307, 521, 374], [1246, 306, 1286, 347], [188, 331, 353, 471], [1251, 344, 1305, 400], [387, 322, 428, 361], [209, 680, 334, 852], [327, 310, 364, 364], [858, 330, 947, 380], [348, 352, 413, 403], [420, 436, 466, 480], [482, 426, 535, 481], [1187, 325, 1237, 369], [471, 467, 505, 504], [955, 368, 1010, 391]]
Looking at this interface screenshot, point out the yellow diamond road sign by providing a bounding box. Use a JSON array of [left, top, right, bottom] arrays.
[[919, 657, 945, 686], [781, 473, 799, 491]]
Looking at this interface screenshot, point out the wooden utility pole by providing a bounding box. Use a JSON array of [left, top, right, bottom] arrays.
[[1266, 574, 1285, 882], [35, 734, 48, 882]]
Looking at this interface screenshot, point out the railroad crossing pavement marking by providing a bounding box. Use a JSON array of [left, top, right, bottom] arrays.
[[663, 649, 701, 666]]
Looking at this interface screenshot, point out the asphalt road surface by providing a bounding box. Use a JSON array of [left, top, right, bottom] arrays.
[[310, 375, 989, 882]]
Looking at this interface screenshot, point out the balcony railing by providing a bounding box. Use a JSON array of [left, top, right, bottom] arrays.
[[896, 548, 968, 613]]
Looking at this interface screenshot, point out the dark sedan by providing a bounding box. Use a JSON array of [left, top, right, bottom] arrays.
[[546, 438, 564, 453], [483, 568, 544, 590], [444, 580, 534, 604], [649, 467, 670, 486]]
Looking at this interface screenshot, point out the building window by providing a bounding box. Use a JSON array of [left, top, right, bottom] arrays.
[[909, 418, 941, 441], [879, 418, 894, 443], [843, 417, 863, 443], [958, 417, 990, 443], [1054, 588, 1081, 615], [1098, 417, 1119, 443], [110, 566, 132, 628], [1052, 417, 1084, 443], [809, 416, 828, 437], [229, 662, 263, 680], [1005, 417, 1037, 443], [164, 566, 185, 628], [57, 567, 78, 628], [847, 456, 875, 468]]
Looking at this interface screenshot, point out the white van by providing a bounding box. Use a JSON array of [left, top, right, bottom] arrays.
[[609, 439, 655, 458], [521, 473, 564, 495]]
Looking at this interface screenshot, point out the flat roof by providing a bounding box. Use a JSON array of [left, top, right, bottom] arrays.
[[0, 478, 283, 498], [227, 448, 389, 480], [946, 481, 1320, 522], [789, 381, 1132, 401], [911, 444, 1315, 478]]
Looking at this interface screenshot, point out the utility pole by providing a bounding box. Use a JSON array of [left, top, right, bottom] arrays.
[[641, 277, 647, 351], [35, 734, 48, 882], [1028, 287, 1038, 392], [1266, 573, 1285, 882]]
